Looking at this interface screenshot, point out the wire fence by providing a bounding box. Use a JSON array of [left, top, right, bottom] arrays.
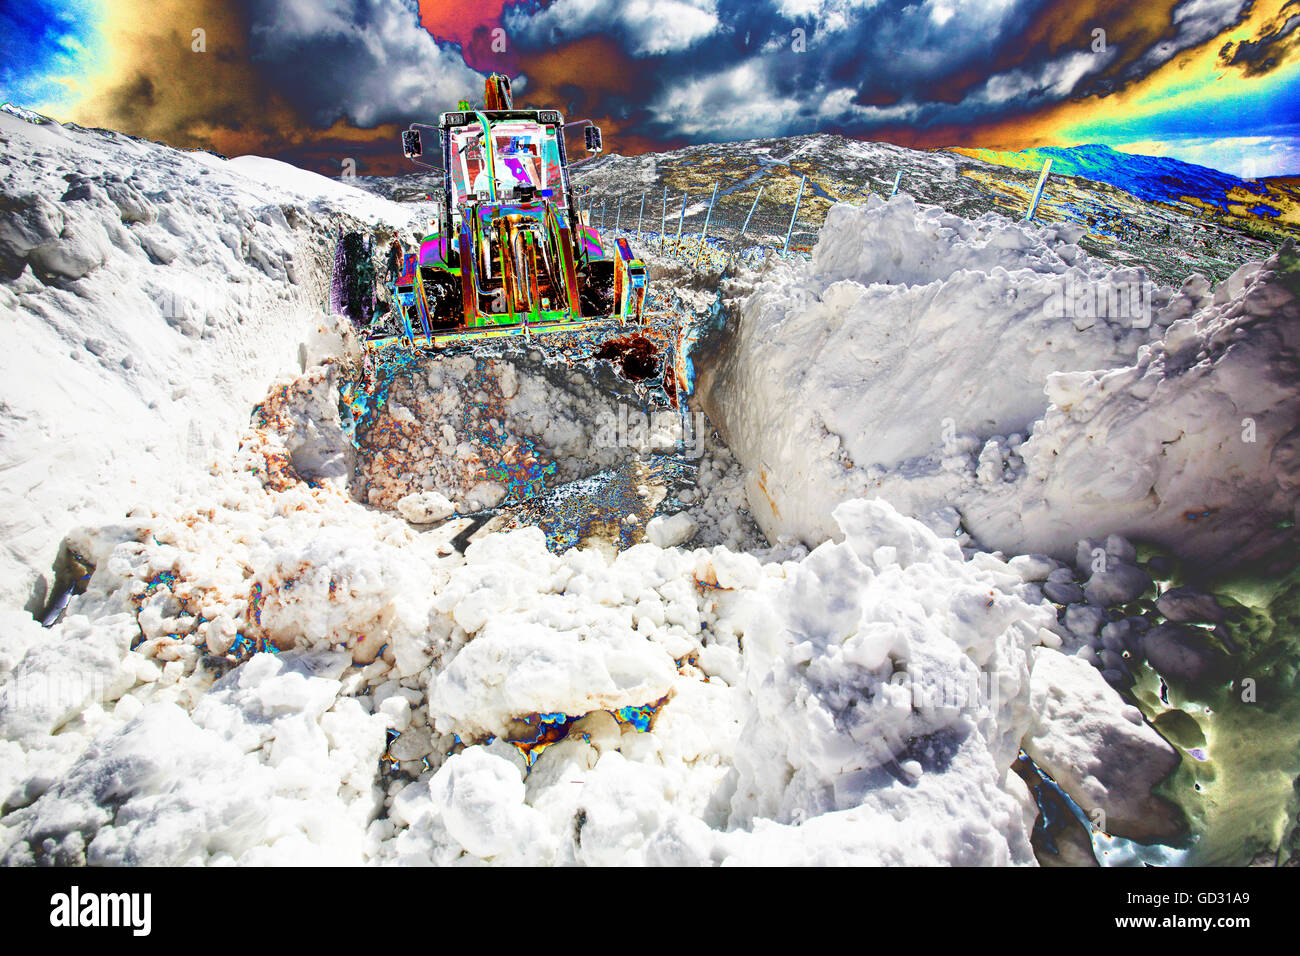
[[583, 180, 820, 261], [571, 157, 1052, 271], [572, 176, 881, 269]]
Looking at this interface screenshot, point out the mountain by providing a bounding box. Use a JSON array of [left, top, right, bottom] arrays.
[[956, 143, 1300, 232]]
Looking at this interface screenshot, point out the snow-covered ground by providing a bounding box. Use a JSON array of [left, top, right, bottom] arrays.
[[2, 107, 1292, 865], [0, 447, 1064, 863]]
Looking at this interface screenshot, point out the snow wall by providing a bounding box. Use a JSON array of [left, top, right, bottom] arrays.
[[697, 194, 1300, 571], [0, 108, 417, 613]]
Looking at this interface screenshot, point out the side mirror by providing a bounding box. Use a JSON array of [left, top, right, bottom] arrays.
[[584, 125, 603, 154], [402, 129, 422, 158]]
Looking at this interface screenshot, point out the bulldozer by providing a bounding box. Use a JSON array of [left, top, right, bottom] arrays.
[[370, 74, 649, 350]]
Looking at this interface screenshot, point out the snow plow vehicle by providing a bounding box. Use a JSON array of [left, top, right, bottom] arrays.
[[372, 74, 648, 350]]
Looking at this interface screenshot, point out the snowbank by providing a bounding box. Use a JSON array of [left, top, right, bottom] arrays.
[[719, 498, 1055, 864], [698, 195, 1159, 545], [375, 498, 1059, 865], [698, 194, 1299, 570], [0, 107, 414, 612], [965, 256, 1300, 565], [2, 650, 385, 865]]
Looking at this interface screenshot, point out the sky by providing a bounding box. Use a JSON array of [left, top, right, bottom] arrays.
[[2, 0, 1298, 178]]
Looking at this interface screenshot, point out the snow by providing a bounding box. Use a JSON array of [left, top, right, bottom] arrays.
[[223, 155, 410, 222], [698, 193, 1162, 550], [428, 533, 681, 739], [4, 109, 1266, 865], [1, 650, 385, 865], [1023, 648, 1184, 843], [0, 108, 415, 612], [372, 495, 1056, 865], [719, 498, 1053, 865], [970, 259, 1300, 566], [0, 416, 1066, 863], [396, 491, 455, 524], [646, 511, 698, 547], [698, 192, 1299, 573]]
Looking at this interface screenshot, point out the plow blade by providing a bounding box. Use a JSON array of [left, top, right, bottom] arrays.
[[360, 310, 692, 404]]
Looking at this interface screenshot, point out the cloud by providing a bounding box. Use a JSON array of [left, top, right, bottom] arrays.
[[971, 48, 1112, 107], [13, 0, 1298, 177], [1067, 0, 1249, 97], [1219, 2, 1300, 77], [25, 0, 474, 176], [625, 0, 1138, 144], [650, 61, 803, 138], [504, 0, 721, 57], [239, 0, 485, 127]]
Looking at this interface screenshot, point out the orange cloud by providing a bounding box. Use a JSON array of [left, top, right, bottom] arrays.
[[507, 35, 683, 155]]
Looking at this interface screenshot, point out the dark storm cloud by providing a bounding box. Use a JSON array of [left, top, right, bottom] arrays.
[[111, 72, 158, 126], [232, 0, 484, 127], [1221, 3, 1300, 76]]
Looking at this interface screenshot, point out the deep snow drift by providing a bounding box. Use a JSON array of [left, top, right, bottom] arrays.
[[2, 107, 1293, 865], [698, 194, 1299, 572]]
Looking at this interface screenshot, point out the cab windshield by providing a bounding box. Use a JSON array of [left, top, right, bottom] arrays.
[[448, 118, 566, 206]]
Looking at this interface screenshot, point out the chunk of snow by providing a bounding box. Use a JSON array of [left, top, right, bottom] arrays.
[[1022, 647, 1184, 842]]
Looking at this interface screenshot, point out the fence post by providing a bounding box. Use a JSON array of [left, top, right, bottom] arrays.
[[738, 185, 764, 242], [889, 170, 901, 198], [601, 199, 607, 231], [660, 185, 668, 254], [694, 181, 719, 269], [673, 193, 688, 255], [782, 174, 806, 255], [636, 191, 646, 240], [1027, 157, 1053, 221], [614, 196, 623, 234]]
